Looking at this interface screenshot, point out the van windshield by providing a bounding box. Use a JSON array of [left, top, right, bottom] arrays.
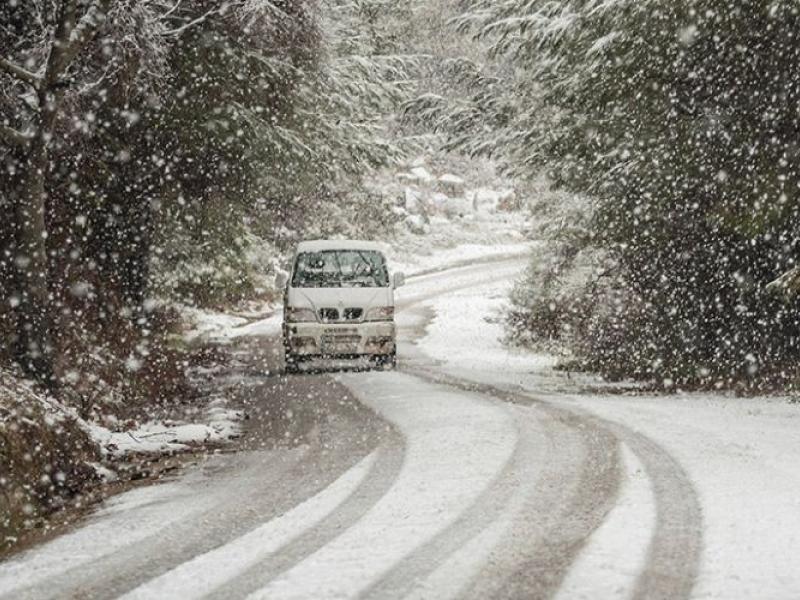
[[292, 250, 390, 288]]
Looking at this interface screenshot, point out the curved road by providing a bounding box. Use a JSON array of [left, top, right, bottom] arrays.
[[0, 257, 705, 600]]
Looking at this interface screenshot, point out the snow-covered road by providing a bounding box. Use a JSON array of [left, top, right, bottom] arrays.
[[2, 254, 799, 599]]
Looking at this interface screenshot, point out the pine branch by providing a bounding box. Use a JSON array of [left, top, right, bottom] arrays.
[[0, 123, 33, 148], [0, 57, 42, 89]]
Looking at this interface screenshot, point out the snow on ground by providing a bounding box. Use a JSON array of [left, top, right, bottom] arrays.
[[411, 263, 557, 376], [184, 309, 282, 345], [554, 446, 656, 600], [181, 305, 282, 345], [563, 392, 800, 600], [1, 368, 242, 471], [415, 261, 800, 600], [248, 371, 517, 600], [0, 466, 224, 595], [388, 239, 530, 278], [182, 308, 249, 343], [88, 397, 244, 459], [120, 452, 378, 600]]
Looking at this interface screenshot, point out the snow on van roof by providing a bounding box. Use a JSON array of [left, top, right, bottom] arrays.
[[296, 239, 388, 253]]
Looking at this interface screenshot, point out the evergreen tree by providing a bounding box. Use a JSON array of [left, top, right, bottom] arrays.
[[443, 0, 800, 387]]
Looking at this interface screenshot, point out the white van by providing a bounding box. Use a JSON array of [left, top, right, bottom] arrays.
[[280, 240, 405, 372]]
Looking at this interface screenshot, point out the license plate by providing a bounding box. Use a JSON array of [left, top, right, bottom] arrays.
[[321, 335, 360, 355], [324, 344, 358, 355]]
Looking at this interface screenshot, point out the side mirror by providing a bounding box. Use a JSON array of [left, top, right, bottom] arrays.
[[393, 272, 406, 288], [275, 272, 289, 290]]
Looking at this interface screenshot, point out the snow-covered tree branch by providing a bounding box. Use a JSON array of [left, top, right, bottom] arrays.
[[0, 57, 42, 89]]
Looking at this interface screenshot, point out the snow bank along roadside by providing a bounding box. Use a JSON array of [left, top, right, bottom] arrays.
[[0, 368, 245, 555], [87, 396, 244, 461], [417, 263, 800, 600], [0, 369, 96, 552]]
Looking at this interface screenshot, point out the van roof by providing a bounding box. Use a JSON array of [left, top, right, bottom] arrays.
[[296, 239, 388, 254]]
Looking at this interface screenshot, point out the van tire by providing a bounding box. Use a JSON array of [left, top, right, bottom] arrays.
[[374, 352, 397, 370], [285, 354, 302, 374]]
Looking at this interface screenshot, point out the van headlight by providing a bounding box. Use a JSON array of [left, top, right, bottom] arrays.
[[286, 307, 317, 323], [365, 306, 394, 321]]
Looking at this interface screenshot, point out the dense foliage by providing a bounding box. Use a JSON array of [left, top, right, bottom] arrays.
[[421, 0, 800, 388], [0, 0, 414, 391]]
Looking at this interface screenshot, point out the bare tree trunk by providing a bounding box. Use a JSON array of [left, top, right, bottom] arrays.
[[6, 0, 115, 388], [13, 132, 56, 387], [12, 75, 66, 387]]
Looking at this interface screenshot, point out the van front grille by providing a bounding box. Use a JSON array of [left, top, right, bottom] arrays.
[[343, 308, 363, 321], [318, 308, 339, 322], [318, 308, 364, 322]]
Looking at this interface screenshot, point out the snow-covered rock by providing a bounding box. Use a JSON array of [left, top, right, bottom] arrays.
[[410, 166, 434, 183], [438, 174, 466, 195], [397, 172, 418, 183], [89, 397, 244, 459], [430, 192, 450, 211], [404, 187, 424, 214], [497, 188, 518, 211], [183, 309, 248, 343], [473, 188, 501, 211], [405, 214, 430, 235], [442, 197, 474, 219]]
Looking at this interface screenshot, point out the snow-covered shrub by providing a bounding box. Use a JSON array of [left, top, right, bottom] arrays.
[[442, 0, 800, 388], [288, 184, 404, 247], [0, 368, 96, 551], [507, 241, 610, 355], [151, 226, 257, 307]]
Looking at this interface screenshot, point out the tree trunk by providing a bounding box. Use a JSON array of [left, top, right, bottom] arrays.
[[12, 80, 66, 389], [6, 0, 115, 388], [13, 132, 56, 388]]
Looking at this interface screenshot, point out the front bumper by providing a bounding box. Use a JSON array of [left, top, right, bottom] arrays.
[[283, 321, 396, 357]]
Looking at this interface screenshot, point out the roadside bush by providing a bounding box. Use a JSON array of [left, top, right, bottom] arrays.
[[0, 368, 96, 552], [451, 0, 800, 388]]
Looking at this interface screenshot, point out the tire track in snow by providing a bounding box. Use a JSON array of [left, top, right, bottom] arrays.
[[201, 427, 405, 600], [398, 259, 528, 312], [555, 445, 656, 600], [244, 372, 518, 600], [0, 461, 240, 600], [498, 387, 702, 600], [11, 448, 335, 600], [358, 402, 551, 600], [2, 378, 385, 600], [418, 370, 702, 600], [399, 368, 621, 600], [604, 420, 703, 600], [120, 439, 399, 600], [463, 407, 619, 600], [398, 255, 701, 599]]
